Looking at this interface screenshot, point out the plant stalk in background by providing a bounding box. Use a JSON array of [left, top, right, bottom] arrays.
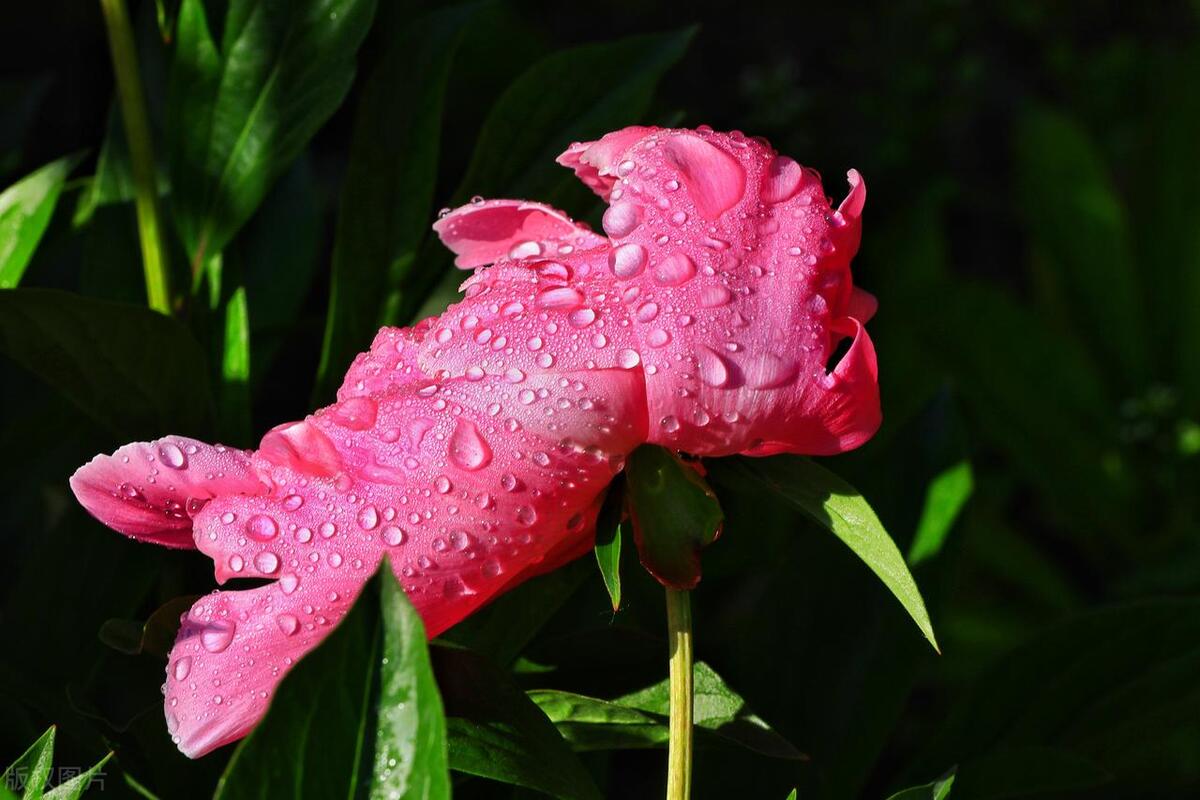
[[99, 0, 171, 314], [666, 587, 694, 800]]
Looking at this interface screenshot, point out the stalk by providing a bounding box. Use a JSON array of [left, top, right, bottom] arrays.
[[665, 588, 693, 800], [99, 0, 172, 314]]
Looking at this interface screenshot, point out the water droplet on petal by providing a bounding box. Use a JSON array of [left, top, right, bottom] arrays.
[[247, 514, 278, 542], [448, 419, 492, 470], [358, 505, 380, 530], [158, 442, 186, 469], [201, 620, 236, 653], [280, 573, 300, 594], [329, 396, 378, 430], [173, 656, 192, 680], [602, 202, 640, 237], [618, 349, 641, 368], [653, 252, 697, 286], [536, 286, 584, 310], [382, 525, 406, 546], [277, 614, 299, 636], [699, 285, 733, 307], [569, 308, 597, 328], [698, 347, 731, 387], [609, 243, 647, 278], [254, 551, 280, 574], [508, 240, 542, 259]]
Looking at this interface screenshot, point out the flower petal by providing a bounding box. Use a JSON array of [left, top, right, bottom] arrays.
[[555, 126, 657, 200], [433, 199, 604, 269], [69, 438, 266, 548]]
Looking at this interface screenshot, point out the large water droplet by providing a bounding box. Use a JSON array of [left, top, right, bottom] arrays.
[[536, 286, 584, 310], [569, 308, 597, 328], [609, 243, 647, 278], [277, 614, 299, 636], [280, 572, 300, 594], [745, 353, 796, 389], [173, 656, 192, 681], [247, 514, 278, 542], [653, 252, 697, 286], [698, 347, 731, 387], [254, 551, 280, 574], [382, 525, 406, 546], [618, 349, 642, 368], [158, 442, 187, 469], [201, 620, 236, 653], [329, 396, 378, 430], [515, 506, 537, 526], [448, 419, 492, 470], [602, 202, 640, 237], [699, 285, 733, 307], [358, 505, 380, 530]]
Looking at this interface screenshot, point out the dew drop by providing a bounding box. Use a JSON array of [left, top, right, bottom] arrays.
[[277, 614, 299, 636], [698, 347, 731, 387], [448, 419, 493, 470], [247, 514, 278, 542], [201, 620, 236, 653], [536, 286, 584, 310], [653, 252, 697, 286], [158, 442, 187, 469], [358, 505, 380, 530], [382, 525, 406, 546], [280, 573, 300, 594], [602, 202, 640, 237], [173, 656, 192, 681], [254, 551, 280, 574], [609, 243, 647, 278]]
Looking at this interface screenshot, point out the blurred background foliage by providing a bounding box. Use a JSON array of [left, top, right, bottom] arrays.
[[2, 0, 1199, 797]]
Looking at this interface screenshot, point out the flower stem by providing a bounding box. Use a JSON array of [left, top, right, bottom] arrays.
[[99, 0, 172, 315], [665, 587, 693, 800]]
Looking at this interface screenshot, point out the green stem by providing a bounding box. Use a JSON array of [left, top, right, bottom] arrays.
[[665, 587, 693, 800], [99, 0, 171, 314]]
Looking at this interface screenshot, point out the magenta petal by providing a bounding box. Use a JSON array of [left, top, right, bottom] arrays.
[[69, 438, 266, 548], [432, 199, 605, 269], [555, 126, 657, 200]]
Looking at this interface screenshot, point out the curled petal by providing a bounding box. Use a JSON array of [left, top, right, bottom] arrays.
[[69, 438, 266, 548], [433, 199, 605, 269], [555, 126, 656, 200]]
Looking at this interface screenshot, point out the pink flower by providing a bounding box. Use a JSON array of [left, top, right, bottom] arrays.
[[70, 126, 879, 757]]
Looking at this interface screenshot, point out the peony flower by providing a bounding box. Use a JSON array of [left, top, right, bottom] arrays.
[[70, 126, 879, 757]]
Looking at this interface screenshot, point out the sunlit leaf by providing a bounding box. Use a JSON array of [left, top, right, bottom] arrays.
[[887, 770, 955, 800], [718, 455, 938, 651], [593, 483, 625, 611], [167, 0, 376, 264], [1, 727, 111, 800], [531, 662, 804, 760], [0, 154, 85, 288], [215, 564, 449, 799]]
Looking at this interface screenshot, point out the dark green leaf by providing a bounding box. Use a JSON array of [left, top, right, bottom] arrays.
[[215, 564, 450, 799], [718, 455, 938, 651], [625, 445, 723, 589], [441, 558, 592, 667], [397, 27, 695, 324], [0, 154, 86, 288], [218, 282, 251, 444], [433, 644, 602, 800], [314, 2, 478, 401], [908, 598, 1200, 792], [593, 484, 625, 611], [455, 28, 696, 203], [98, 595, 199, 658], [42, 753, 112, 800], [530, 662, 804, 760], [950, 747, 1109, 799], [1014, 108, 1148, 383], [374, 559, 451, 800], [905, 389, 974, 565], [167, 0, 376, 263], [0, 288, 213, 438]]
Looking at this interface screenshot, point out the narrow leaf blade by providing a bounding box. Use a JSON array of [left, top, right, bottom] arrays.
[[0, 154, 85, 287]]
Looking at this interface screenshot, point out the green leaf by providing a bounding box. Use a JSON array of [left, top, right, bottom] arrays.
[[905, 389, 974, 566], [887, 770, 956, 800], [908, 460, 972, 565], [399, 27, 695, 324], [950, 748, 1109, 799], [0, 154, 85, 288], [374, 559, 451, 800], [530, 662, 804, 760], [433, 644, 602, 800], [167, 0, 376, 263], [1014, 108, 1148, 383], [625, 445, 723, 589], [718, 455, 939, 651], [908, 598, 1200, 792], [440, 557, 592, 667], [314, 2, 478, 402], [3, 727, 55, 800], [216, 563, 450, 799], [218, 283, 251, 444], [98, 595, 199, 658], [455, 27, 696, 203], [593, 484, 625, 611], [42, 753, 112, 800], [1, 727, 111, 800], [0, 288, 213, 438]]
